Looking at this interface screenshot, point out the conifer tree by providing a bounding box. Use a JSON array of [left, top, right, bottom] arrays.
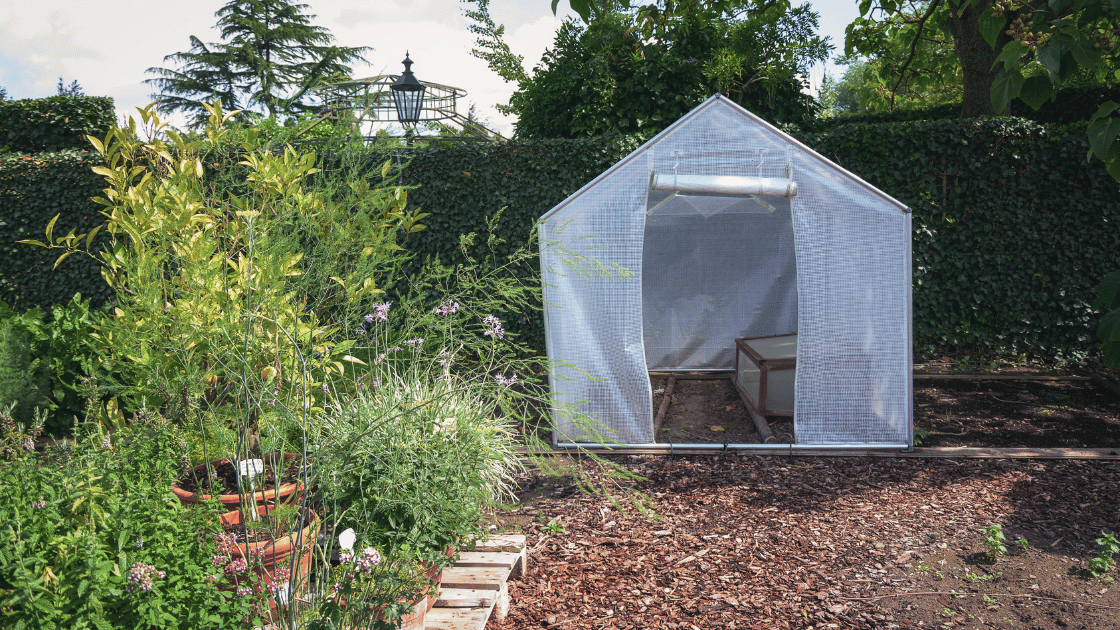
[[146, 0, 368, 127]]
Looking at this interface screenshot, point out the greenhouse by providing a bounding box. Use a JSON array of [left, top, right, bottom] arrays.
[[539, 94, 913, 449]]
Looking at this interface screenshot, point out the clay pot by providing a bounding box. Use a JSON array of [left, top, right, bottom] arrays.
[[173, 452, 304, 508], [218, 504, 320, 594], [421, 544, 457, 611], [393, 595, 426, 630], [338, 593, 427, 629]]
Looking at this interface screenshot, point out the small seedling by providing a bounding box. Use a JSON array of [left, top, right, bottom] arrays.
[[1087, 532, 1119, 578], [913, 428, 930, 446], [1016, 537, 1030, 551], [542, 516, 567, 534], [983, 523, 1007, 562]]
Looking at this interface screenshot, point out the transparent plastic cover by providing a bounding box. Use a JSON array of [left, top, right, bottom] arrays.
[[540, 95, 912, 445]]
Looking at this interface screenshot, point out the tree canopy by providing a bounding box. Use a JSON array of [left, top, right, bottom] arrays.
[[843, 0, 1119, 179], [145, 0, 368, 127], [56, 78, 85, 97], [466, 0, 831, 139]]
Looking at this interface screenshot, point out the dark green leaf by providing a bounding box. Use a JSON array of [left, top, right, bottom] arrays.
[[1019, 76, 1053, 110]]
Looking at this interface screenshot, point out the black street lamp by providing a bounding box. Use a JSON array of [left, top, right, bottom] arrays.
[[390, 52, 426, 125]]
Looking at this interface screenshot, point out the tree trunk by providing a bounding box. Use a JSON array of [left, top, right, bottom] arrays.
[[946, 0, 1017, 117]]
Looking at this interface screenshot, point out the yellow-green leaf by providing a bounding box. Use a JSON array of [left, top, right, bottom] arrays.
[[45, 214, 60, 241], [53, 251, 76, 270], [85, 225, 102, 249]]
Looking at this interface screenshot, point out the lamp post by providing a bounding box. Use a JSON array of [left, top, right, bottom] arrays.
[[390, 52, 426, 129]]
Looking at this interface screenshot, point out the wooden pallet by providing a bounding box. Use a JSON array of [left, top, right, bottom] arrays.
[[425, 534, 526, 630]]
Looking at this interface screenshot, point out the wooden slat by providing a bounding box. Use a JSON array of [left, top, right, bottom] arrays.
[[914, 373, 1091, 381], [455, 551, 519, 572], [441, 566, 510, 590], [435, 588, 495, 608], [424, 606, 490, 630], [470, 534, 525, 552]]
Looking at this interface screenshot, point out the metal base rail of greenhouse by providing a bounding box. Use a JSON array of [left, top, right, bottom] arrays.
[[552, 442, 911, 453]]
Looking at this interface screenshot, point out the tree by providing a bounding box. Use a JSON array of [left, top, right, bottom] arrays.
[[845, 0, 1120, 179], [56, 78, 84, 97], [817, 61, 877, 116], [466, 0, 831, 138], [146, 0, 369, 127], [0, 86, 7, 101]]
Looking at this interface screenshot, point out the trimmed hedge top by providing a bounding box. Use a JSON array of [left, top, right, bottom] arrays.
[[0, 96, 116, 154]]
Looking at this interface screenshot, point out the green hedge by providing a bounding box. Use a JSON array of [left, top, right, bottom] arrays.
[[0, 96, 116, 154], [819, 85, 1120, 128], [0, 150, 110, 312], [369, 136, 642, 348], [3, 119, 1117, 363], [801, 117, 1120, 361]]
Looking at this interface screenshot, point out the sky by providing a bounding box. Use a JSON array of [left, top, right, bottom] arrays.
[[0, 0, 862, 137]]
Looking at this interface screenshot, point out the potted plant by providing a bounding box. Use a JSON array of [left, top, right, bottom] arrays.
[[311, 367, 523, 593], [213, 502, 321, 604], [172, 452, 306, 508], [307, 528, 431, 630]]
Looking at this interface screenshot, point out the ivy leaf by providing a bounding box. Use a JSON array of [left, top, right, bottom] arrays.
[[978, 8, 1006, 49], [1018, 76, 1053, 111]]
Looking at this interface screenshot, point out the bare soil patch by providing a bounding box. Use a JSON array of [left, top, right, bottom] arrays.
[[492, 455, 1120, 630], [651, 373, 1120, 449]]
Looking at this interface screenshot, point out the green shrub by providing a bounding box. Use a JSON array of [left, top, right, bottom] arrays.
[[0, 295, 101, 435], [0, 413, 254, 629]]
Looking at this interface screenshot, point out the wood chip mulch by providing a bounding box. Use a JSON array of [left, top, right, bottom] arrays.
[[494, 454, 1120, 630]]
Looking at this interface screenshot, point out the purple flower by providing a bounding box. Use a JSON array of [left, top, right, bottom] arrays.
[[212, 555, 227, 567], [23, 437, 34, 452], [32, 497, 47, 509], [403, 337, 423, 348], [126, 562, 165, 593], [225, 557, 247, 574], [355, 325, 367, 336], [434, 300, 460, 316], [101, 434, 111, 448], [321, 383, 330, 393], [355, 547, 381, 574], [438, 346, 460, 369], [495, 374, 519, 387], [368, 302, 392, 323], [135, 536, 144, 549], [482, 315, 505, 340]]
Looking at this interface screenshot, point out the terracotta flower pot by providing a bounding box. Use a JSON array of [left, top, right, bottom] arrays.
[[338, 593, 427, 629], [173, 452, 305, 508], [421, 544, 457, 611], [392, 595, 426, 630], [218, 504, 320, 594]]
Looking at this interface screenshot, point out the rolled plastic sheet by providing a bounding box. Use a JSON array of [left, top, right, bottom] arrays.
[[651, 172, 798, 197]]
